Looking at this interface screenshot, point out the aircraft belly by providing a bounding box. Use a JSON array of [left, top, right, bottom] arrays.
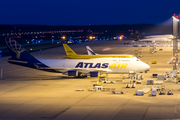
[[107, 71, 129, 74]]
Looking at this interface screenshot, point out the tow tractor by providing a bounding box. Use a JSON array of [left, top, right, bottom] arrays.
[[99, 75, 116, 84], [126, 83, 131, 88], [167, 89, 173, 95], [159, 89, 165, 95], [111, 91, 124, 94], [103, 81, 116, 84]]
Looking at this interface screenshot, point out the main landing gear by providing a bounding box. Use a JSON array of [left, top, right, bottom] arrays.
[[74, 72, 88, 78]]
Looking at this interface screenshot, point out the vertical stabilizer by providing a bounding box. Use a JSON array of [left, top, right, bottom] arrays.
[[63, 44, 77, 56], [5, 38, 48, 68], [86, 46, 98, 55]]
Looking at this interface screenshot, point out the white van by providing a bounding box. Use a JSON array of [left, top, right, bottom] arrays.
[[151, 88, 157, 96], [136, 90, 144, 95]]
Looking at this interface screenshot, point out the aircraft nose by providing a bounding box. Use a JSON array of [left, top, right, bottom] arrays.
[[144, 63, 150, 70]]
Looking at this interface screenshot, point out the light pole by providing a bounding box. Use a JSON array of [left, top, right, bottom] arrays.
[[172, 15, 179, 70], [1, 68, 3, 80]]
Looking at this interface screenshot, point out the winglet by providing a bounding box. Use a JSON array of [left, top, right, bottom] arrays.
[[63, 44, 77, 56]]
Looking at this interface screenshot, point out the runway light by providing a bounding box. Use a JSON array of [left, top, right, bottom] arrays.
[[113, 37, 117, 39], [68, 41, 72, 43], [62, 36, 66, 39], [119, 36, 122, 40]]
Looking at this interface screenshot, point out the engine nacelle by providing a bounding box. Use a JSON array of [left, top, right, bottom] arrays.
[[90, 71, 98, 77], [67, 70, 78, 76]]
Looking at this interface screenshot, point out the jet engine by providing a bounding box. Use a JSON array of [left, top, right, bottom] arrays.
[[62, 70, 78, 76], [67, 70, 78, 76], [90, 71, 98, 77]]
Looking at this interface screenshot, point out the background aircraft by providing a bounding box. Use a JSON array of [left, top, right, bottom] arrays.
[[86, 46, 129, 56], [63, 44, 134, 59], [86, 46, 98, 55]]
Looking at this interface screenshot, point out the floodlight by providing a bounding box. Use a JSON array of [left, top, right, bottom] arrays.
[[172, 16, 179, 21]]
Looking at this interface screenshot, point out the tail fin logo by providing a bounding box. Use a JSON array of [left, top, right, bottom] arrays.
[[5, 38, 26, 59], [87, 49, 96, 55]]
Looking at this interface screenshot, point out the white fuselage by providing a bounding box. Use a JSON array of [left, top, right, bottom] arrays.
[[38, 57, 150, 74]]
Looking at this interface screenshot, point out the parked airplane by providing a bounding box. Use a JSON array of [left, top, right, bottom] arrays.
[[86, 46, 116, 55], [86, 46, 144, 58], [63, 44, 133, 59], [6, 38, 150, 77]]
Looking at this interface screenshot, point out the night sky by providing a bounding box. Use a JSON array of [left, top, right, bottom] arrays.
[[1, 0, 180, 25]]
